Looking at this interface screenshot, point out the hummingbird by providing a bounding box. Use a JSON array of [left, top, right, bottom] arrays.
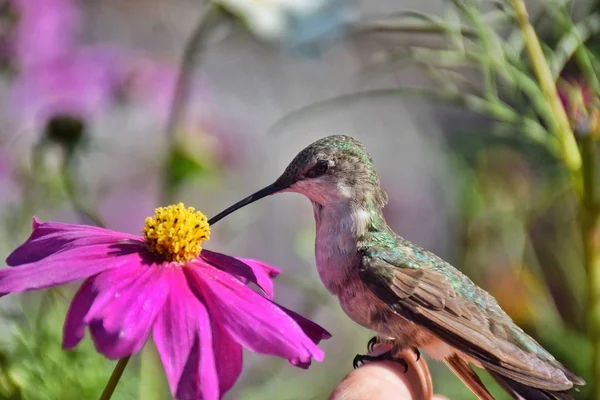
[[208, 135, 584, 399]]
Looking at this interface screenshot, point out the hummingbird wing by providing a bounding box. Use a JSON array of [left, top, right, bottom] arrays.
[[358, 244, 584, 395], [488, 370, 576, 400]]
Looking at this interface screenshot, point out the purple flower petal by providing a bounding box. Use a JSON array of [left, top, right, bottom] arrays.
[[153, 268, 220, 400], [277, 306, 332, 368], [63, 262, 149, 349], [7, 218, 142, 265], [211, 315, 243, 395], [0, 221, 145, 296], [185, 261, 326, 368], [63, 278, 95, 349], [279, 306, 332, 343], [235, 257, 281, 295], [84, 265, 169, 359], [201, 250, 280, 299]]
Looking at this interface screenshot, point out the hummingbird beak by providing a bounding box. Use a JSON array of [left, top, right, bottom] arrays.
[[208, 181, 287, 225]]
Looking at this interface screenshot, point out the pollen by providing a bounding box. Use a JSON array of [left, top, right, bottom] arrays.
[[143, 203, 210, 263]]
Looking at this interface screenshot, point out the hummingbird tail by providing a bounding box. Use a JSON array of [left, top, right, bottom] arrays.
[[488, 370, 576, 400], [443, 355, 495, 400]]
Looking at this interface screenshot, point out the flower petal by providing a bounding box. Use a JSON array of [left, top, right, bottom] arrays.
[[201, 250, 280, 299], [63, 278, 95, 349], [211, 307, 243, 394], [279, 306, 331, 343], [0, 240, 145, 296], [278, 306, 332, 368], [153, 268, 221, 400], [85, 265, 169, 359], [185, 261, 327, 368], [235, 257, 280, 298], [7, 218, 142, 265], [63, 262, 148, 349]]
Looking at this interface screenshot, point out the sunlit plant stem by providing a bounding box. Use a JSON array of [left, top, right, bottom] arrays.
[[511, 0, 581, 171]]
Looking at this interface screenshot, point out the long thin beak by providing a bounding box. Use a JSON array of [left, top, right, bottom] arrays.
[[208, 182, 286, 225]]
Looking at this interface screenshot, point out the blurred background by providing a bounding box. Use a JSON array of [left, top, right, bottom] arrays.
[[0, 0, 598, 398]]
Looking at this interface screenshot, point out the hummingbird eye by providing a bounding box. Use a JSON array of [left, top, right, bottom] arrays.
[[306, 160, 329, 178]]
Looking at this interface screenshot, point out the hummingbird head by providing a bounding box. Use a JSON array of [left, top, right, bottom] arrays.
[[273, 135, 386, 205], [209, 135, 388, 225]]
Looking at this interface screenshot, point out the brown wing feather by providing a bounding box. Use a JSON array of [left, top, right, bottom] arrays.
[[359, 257, 579, 392]]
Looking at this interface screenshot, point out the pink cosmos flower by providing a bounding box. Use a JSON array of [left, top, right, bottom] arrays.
[[4, 0, 238, 165], [7, 48, 123, 127], [9, 0, 81, 68], [0, 203, 330, 400]]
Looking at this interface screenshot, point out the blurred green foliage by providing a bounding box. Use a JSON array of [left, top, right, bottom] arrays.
[[0, 290, 138, 400], [448, 134, 590, 398]]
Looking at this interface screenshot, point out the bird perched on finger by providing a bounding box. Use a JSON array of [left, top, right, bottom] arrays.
[[209, 135, 584, 399]]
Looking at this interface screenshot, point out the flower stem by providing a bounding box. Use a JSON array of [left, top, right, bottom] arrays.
[[99, 356, 131, 400], [355, 20, 477, 39], [511, 0, 581, 171]]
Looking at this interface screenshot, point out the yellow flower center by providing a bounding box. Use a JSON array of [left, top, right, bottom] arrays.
[[143, 203, 210, 263]]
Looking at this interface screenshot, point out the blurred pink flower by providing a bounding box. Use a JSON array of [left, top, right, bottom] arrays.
[[4, 0, 231, 142], [558, 78, 599, 137], [4, 0, 122, 130], [1, 205, 329, 399], [3, 0, 240, 185], [7, 47, 123, 126], [10, 0, 81, 68]]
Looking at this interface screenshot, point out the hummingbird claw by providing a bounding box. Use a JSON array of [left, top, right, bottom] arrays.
[[352, 350, 409, 373], [352, 354, 374, 369], [367, 336, 378, 352], [397, 357, 409, 373], [414, 347, 421, 361]]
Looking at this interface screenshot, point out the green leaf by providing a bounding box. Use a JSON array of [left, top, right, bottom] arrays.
[[166, 145, 215, 190]]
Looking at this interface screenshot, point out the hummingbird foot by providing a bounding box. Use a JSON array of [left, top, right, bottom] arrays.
[[352, 348, 409, 373], [366, 336, 396, 352]]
